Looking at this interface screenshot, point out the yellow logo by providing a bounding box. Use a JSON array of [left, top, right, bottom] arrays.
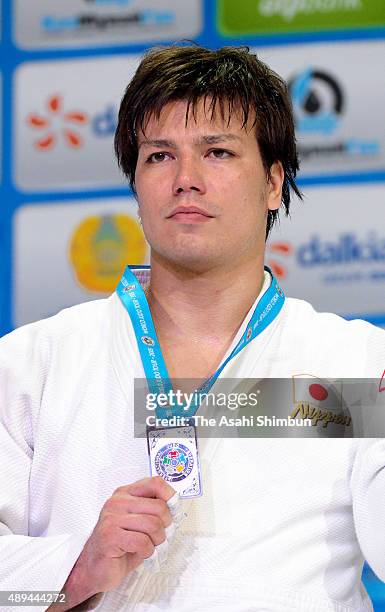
[[69, 213, 147, 293], [290, 403, 351, 428]]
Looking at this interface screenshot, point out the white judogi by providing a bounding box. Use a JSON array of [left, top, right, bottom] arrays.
[[1, 271, 385, 612]]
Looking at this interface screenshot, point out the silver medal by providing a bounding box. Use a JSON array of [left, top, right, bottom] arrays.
[[147, 423, 202, 498]]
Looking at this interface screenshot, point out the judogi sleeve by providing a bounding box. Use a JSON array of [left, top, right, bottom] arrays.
[[350, 323, 385, 582], [351, 439, 385, 582], [0, 324, 91, 611]]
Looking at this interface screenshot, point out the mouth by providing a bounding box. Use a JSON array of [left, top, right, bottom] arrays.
[[167, 206, 215, 223]]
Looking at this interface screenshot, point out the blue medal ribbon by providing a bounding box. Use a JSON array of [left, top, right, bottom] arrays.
[[117, 265, 285, 419]]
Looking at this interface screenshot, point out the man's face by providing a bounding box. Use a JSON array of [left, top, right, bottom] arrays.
[[135, 99, 283, 272]]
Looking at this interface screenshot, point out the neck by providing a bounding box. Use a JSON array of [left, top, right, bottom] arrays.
[[146, 253, 266, 345]]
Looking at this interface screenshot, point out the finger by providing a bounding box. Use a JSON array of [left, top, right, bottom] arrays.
[[104, 495, 172, 527], [114, 513, 166, 546], [118, 476, 175, 501], [116, 530, 155, 559]]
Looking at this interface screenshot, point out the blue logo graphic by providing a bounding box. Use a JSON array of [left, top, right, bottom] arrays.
[[288, 68, 380, 161], [289, 68, 343, 136], [41, 4, 174, 34], [85, 0, 132, 5]]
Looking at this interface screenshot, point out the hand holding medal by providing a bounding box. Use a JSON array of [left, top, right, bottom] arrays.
[[57, 476, 183, 607]]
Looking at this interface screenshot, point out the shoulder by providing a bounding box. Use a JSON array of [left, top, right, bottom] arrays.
[[0, 296, 114, 374], [281, 297, 385, 376], [284, 297, 384, 338], [0, 296, 118, 444]]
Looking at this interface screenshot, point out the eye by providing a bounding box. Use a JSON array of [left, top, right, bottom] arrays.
[[207, 148, 234, 159], [145, 151, 172, 164]]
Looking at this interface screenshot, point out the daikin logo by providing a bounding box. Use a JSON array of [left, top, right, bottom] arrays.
[[92, 104, 117, 137], [297, 233, 385, 267]]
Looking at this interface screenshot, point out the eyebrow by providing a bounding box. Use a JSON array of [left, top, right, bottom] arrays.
[[138, 134, 242, 148]]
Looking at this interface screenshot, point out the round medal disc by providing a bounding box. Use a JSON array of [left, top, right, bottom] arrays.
[[155, 442, 194, 483]]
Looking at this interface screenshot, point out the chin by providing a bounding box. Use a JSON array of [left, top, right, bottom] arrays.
[[171, 252, 217, 270], [155, 244, 223, 272]]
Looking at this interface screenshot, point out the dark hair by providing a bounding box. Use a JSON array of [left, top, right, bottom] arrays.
[[115, 44, 302, 238]]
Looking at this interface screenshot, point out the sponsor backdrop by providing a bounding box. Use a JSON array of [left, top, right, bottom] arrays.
[[1, 0, 385, 605]]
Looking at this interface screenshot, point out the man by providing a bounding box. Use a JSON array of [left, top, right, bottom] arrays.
[[1, 45, 385, 611]]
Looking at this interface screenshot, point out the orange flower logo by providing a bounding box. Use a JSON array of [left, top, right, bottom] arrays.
[[266, 241, 294, 280], [27, 94, 89, 151]]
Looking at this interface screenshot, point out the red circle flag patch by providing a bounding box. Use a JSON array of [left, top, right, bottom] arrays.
[[309, 383, 328, 402]]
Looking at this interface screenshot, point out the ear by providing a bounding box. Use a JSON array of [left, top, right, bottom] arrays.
[[267, 161, 284, 211]]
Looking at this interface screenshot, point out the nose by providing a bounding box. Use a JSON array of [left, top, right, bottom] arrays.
[[172, 155, 206, 196]]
